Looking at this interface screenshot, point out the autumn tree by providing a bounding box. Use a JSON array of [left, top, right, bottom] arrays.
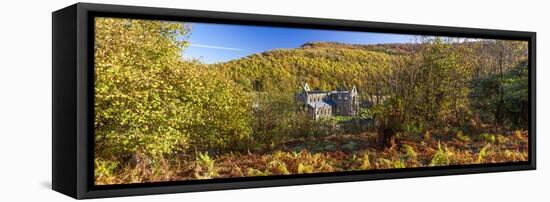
[[470, 60, 529, 129], [469, 40, 528, 127], [370, 37, 477, 147], [94, 18, 252, 163]]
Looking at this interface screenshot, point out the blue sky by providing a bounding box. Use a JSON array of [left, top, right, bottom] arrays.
[[181, 22, 415, 64]]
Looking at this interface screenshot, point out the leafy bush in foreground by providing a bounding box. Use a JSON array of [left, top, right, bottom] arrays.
[[94, 18, 252, 162]]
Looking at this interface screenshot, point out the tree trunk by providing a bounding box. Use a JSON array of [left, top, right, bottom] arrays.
[[377, 121, 396, 149]]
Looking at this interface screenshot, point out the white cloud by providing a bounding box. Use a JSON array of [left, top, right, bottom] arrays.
[[189, 43, 243, 51]]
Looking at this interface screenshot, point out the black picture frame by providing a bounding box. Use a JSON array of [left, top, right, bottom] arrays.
[[52, 2, 536, 199]]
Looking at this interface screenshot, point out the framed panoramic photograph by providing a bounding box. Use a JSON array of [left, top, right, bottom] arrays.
[[52, 3, 536, 199]]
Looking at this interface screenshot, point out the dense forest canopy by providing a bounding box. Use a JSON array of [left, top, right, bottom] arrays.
[[93, 18, 529, 184]]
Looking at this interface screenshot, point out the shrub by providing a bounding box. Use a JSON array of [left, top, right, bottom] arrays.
[[297, 163, 315, 174], [477, 144, 491, 163], [94, 18, 252, 161], [290, 114, 342, 139], [94, 158, 119, 185], [194, 152, 218, 179], [247, 168, 270, 176], [480, 133, 496, 143], [402, 144, 417, 160], [429, 142, 452, 166], [268, 160, 290, 175], [360, 153, 371, 170], [393, 159, 406, 168], [313, 117, 342, 137], [455, 131, 471, 142]]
